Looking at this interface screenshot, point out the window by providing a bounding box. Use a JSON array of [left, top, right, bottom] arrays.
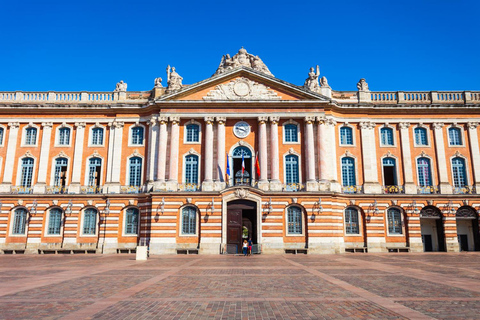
[[48, 208, 62, 235], [12, 208, 27, 235], [449, 127, 462, 146], [340, 126, 353, 145], [20, 158, 34, 187], [387, 208, 402, 234], [83, 208, 97, 235], [53, 158, 68, 188], [284, 124, 298, 142], [285, 155, 299, 184], [414, 127, 428, 146], [345, 207, 359, 234], [91, 128, 104, 145], [186, 124, 200, 142], [25, 127, 37, 145], [131, 126, 144, 145], [58, 127, 70, 145], [129, 157, 142, 186], [125, 208, 139, 235], [0, 127, 4, 145], [181, 206, 196, 235], [88, 158, 102, 187], [417, 157, 432, 187], [287, 206, 302, 234], [380, 127, 394, 146], [184, 155, 198, 184], [452, 157, 467, 188], [341, 157, 356, 186], [382, 157, 397, 186]]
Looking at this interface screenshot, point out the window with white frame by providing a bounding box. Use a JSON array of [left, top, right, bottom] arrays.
[[20, 158, 34, 187], [181, 206, 196, 235], [345, 207, 359, 234], [448, 127, 462, 146], [24, 127, 37, 145], [129, 157, 142, 186], [380, 127, 394, 146], [287, 206, 302, 234], [91, 127, 104, 145], [340, 126, 353, 145], [131, 126, 144, 145], [184, 155, 198, 184], [452, 157, 467, 188], [285, 154, 299, 184], [186, 124, 200, 142], [341, 157, 356, 186], [125, 208, 139, 235], [284, 124, 298, 142], [88, 158, 102, 187], [387, 208, 402, 234], [47, 208, 62, 235], [382, 157, 397, 186], [414, 127, 428, 146], [53, 158, 68, 187], [83, 208, 97, 235], [12, 208, 27, 235], [417, 157, 432, 187], [58, 127, 70, 145]]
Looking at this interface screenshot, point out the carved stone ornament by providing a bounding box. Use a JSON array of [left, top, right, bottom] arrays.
[[399, 122, 410, 130], [385, 151, 393, 158], [58, 151, 68, 158], [187, 148, 196, 155], [132, 149, 141, 157], [92, 150, 101, 158], [304, 66, 320, 92], [467, 122, 479, 129], [288, 148, 295, 154], [320, 76, 330, 88], [24, 151, 34, 158], [234, 188, 250, 199], [129, 199, 135, 205], [42, 122, 53, 128], [463, 199, 469, 206], [349, 200, 356, 206], [456, 207, 476, 218], [87, 200, 93, 206], [291, 198, 297, 204], [420, 206, 441, 218], [214, 47, 273, 76], [8, 122, 20, 129], [154, 77, 163, 88], [357, 78, 369, 91], [186, 197, 192, 204], [238, 140, 245, 146], [454, 151, 462, 157], [344, 150, 353, 157], [391, 200, 397, 205], [359, 121, 376, 130], [432, 122, 444, 130], [18, 199, 23, 206], [420, 151, 428, 157], [203, 78, 281, 101], [114, 80, 127, 92], [75, 122, 86, 129], [52, 200, 58, 206], [166, 65, 183, 93], [427, 200, 433, 206], [148, 117, 157, 126]]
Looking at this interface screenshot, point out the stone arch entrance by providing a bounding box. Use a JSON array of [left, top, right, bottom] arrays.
[[455, 206, 480, 251], [420, 206, 446, 252], [226, 199, 257, 254]]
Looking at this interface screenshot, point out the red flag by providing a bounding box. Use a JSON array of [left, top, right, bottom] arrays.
[[255, 152, 261, 178]]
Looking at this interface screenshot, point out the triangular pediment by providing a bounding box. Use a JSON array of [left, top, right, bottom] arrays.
[[157, 67, 330, 102]]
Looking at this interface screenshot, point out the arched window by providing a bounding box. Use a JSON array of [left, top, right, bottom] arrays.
[[131, 126, 144, 145], [181, 206, 196, 235], [287, 206, 302, 234], [20, 158, 34, 187], [380, 127, 394, 146], [232, 146, 251, 158], [387, 208, 402, 234], [129, 157, 142, 187], [417, 157, 432, 187], [184, 155, 199, 185], [83, 208, 97, 235], [382, 157, 397, 186], [125, 208, 139, 235], [88, 158, 102, 187], [452, 157, 467, 188], [345, 207, 359, 234], [414, 127, 428, 146], [0, 127, 4, 145], [25, 127, 37, 145], [341, 157, 356, 186], [48, 208, 62, 235], [285, 155, 299, 184], [186, 124, 200, 142], [91, 127, 104, 145], [58, 127, 70, 145], [449, 127, 462, 146], [284, 124, 298, 142], [12, 208, 27, 235], [340, 126, 353, 145], [54, 158, 68, 188]]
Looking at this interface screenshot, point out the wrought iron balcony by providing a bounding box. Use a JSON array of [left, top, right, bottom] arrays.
[[178, 183, 200, 192], [282, 183, 304, 192], [417, 185, 439, 194], [120, 185, 145, 194], [80, 186, 103, 194], [453, 185, 476, 194], [11, 186, 33, 194], [342, 185, 363, 194], [46, 186, 68, 194], [382, 185, 405, 194]]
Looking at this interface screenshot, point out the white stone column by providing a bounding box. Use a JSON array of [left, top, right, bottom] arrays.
[[166, 116, 180, 191], [317, 116, 339, 192], [433, 122, 452, 194], [269, 116, 282, 191], [156, 116, 168, 188], [360, 121, 381, 194], [305, 116, 318, 191], [105, 122, 115, 185], [69, 122, 86, 193], [258, 116, 269, 190], [33, 122, 53, 193], [467, 122, 480, 191], [399, 122, 416, 194], [146, 117, 158, 189], [106, 121, 124, 193], [0, 122, 20, 192], [216, 117, 226, 190], [202, 116, 214, 191]]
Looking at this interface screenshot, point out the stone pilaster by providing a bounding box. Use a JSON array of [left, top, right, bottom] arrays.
[[317, 116, 339, 192], [0, 122, 20, 192], [146, 117, 158, 190], [166, 116, 180, 191], [432, 122, 452, 194], [69, 122, 86, 193], [269, 116, 282, 191], [467, 122, 480, 190], [216, 117, 226, 190], [258, 116, 269, 190], [399, 123, 416, 194], [305, 116, 318, 191], [202, 116, 215, 191], [360, 121, 381, 193], [156, 116, 169, 188], [33, 122, 53, 193], [106, 121, 124, 193]]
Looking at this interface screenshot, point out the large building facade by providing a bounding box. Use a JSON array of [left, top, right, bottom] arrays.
[[1, 48, 479, 255]]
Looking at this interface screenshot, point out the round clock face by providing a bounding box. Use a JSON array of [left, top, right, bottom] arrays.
[[233, 121, 250, 138]]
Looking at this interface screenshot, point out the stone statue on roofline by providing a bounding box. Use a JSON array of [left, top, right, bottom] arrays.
[[114, 80, 127, 92], [320, 76, 330, 88], [214, 47, 273, 76], [166, 65, 183, 93], [154, 77, 163, 88], [357, 78, 369, 91], [304, 66, 320, 92]]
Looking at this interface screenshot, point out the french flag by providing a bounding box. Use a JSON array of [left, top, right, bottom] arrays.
[[241, 153, 245, 174]]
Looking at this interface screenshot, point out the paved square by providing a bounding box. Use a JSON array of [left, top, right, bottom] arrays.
[[0, 253, 480, 319]]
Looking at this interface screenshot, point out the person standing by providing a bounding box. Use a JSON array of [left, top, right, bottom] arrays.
[[248, 238, 253, 256], [242, 240, 248, 256]]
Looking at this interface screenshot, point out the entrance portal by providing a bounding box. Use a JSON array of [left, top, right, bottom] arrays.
[[226, 200, 257, 254], [420, 206, 446, 252], [456, 206, 480, 251]]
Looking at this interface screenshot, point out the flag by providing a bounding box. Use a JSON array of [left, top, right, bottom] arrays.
[[255, 151, 261, 178], [226, 153, 230, 182], [241, 153, 245, 174]]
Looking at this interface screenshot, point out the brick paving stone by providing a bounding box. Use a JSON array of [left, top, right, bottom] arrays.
[[319, 268, 390, 275], [0, 301, 92, 320], [175, 268, 310, 275], [396, 300, 480, 320]]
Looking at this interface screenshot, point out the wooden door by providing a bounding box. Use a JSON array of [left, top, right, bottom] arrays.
[[227, 209, 242, 250]]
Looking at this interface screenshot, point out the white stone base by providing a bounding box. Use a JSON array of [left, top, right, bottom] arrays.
[[269, 180, 283, 191], [0, 183, 11, 193], [105, 183, 121, 194], [439, 183, 453, 194], [257, 180, 269, 191], [404, 183, 417, 194], [306, 181, 319, 191], [68, 183, 81, 194], [136, 246, 148, 260], [165, 181, 178, 192], [329, 181, 341, 193], [363, 182, 382, 194], [214, 181, 226, 191], [33, 183, 46, 194], [202, 181, 215, 191]]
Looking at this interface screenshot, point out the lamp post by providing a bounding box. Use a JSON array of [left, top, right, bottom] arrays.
[[100, 199, 110, 253], [61, 200, 73, 249], [25, 200, 38, 250]]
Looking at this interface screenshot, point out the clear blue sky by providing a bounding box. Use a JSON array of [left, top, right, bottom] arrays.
[[0, 0, 479, 92]]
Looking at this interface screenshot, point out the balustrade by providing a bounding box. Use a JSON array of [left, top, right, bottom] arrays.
[[382, 185, 405, 194], [342, 185, 363, 194], [11, 186, 33, 194], [453, 185, 476, 194], [417, 185, 439, 194]]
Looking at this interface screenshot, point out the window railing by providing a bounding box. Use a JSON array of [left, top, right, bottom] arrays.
[[11, 186, 33, 194], [80, 186, 103, 194], [342, 185, 363, 194], [417, 185, 439, 194], [453, 185, 476, 194], [46, 186, 68, 194], [178, 183, 200, 192], [382, 185, 404, 194], [120, 185, 145, 194], [283, 183, 304, 192]]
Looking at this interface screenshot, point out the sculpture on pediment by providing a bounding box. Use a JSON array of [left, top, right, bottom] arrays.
[[203, 77, 281, 101], [154, 77, 163, 88], [357, 78, 369, 91], [114, 80, 127, 92], [320, 76, 330, 88], [303, 66, 320, 92], [166, 65, 183, 93], [214, 48, 273, 76]]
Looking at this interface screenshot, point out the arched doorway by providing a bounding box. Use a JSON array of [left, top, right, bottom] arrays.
[[231, 146, 252, 186], [226, 199, 257, 254], [456, 206, 480, 251], [420, 206, 446, 252]]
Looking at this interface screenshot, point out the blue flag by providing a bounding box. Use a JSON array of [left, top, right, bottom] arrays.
[[226, 153, 230, 182]]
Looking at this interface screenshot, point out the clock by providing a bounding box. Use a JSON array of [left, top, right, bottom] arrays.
[[233, 121, 250, 138]]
